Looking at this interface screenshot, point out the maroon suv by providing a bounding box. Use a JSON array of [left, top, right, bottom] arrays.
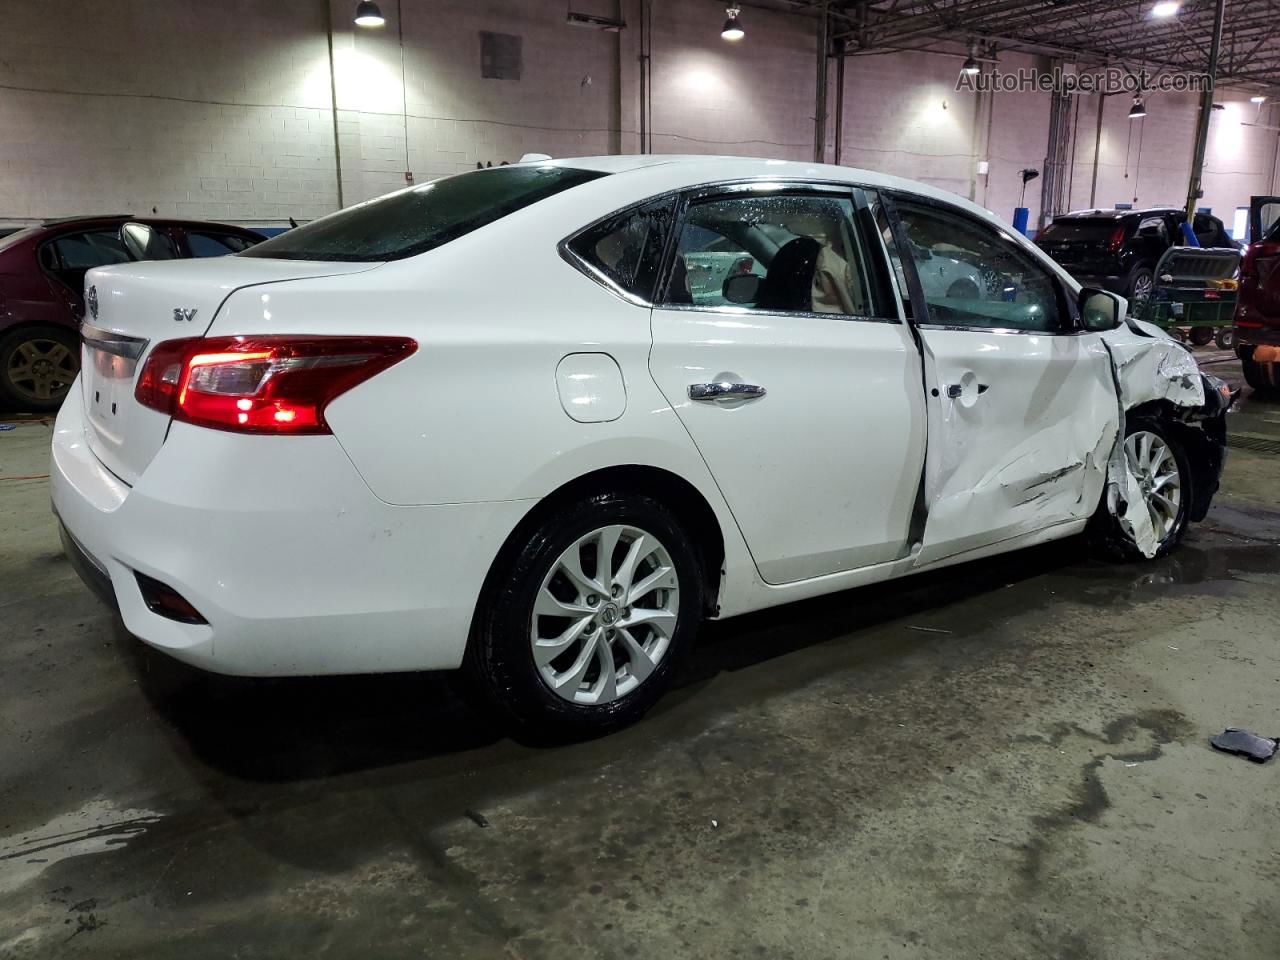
[[1234, 195, 1280, 392], [0, 216, 264, 409]]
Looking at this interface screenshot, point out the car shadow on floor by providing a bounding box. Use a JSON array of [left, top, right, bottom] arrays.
[[123, 535, 1125, 783]]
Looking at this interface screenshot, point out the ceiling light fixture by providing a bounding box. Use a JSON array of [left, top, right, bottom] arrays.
[[721, 5, 744, 41], [1250, 95, 1267, 103], [354, 1, 385, 27], [1129, 95, 1147, 119], [1151, 1, 1180, 17]]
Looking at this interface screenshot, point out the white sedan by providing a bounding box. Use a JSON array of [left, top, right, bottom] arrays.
[[52, 156, 1232, 736]]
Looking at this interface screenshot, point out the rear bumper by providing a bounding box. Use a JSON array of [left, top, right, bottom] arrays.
[[51, 386, 532, 676]]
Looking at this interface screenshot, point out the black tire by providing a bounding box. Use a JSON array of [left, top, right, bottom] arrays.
[[1126, 267, 1155, 306], [1188, 326, 1214, 346], [1088, 417, 1192, 562], [1241, 353, 1275, 393], [1214, 327, 1233, 350], [465, 491, 704, 739], [0, 325, 80, 411]]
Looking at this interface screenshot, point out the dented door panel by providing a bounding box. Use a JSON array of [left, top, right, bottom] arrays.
[[913, 329, 1117, 564]]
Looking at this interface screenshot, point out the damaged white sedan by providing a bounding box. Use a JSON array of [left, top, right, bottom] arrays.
[[52, 156, 1232, 736]]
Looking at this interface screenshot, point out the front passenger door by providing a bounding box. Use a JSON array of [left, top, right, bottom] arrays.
[[887, 196, 1119, 565], [648, 185, 926, 584]]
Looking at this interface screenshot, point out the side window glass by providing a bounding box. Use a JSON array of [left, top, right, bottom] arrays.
[[895, 201, 1063, 333], [188, 232, 257, 257], [121, 222, 179, 260], [50, 230, 131, 270], [663, 192, 889, 318], [1137, 216, 1167, 243], [567, 198, 676, 300]]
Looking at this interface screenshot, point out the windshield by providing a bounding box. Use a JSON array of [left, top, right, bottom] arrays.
[[241, 165, 606, 263], [1038, 219, 1126, 242]]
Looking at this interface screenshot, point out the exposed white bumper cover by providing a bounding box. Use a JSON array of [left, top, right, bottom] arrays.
[[51, 382, 530, 676]]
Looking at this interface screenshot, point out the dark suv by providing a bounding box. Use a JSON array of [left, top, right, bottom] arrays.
[[0, 216, 264, 409], [1036, 207, 1235, 302]]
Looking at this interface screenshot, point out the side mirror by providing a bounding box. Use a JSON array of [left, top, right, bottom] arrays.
[[1079, 287, 1125, 331], [722, 273, 760, 304]]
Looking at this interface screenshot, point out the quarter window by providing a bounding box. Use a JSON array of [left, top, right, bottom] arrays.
[[662, 192, 888, 318], [566, 197, 676, 300], [894, 201, 1064, 333]]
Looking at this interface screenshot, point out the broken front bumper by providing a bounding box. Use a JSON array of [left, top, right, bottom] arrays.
[[1180, 373, 1233, 523]]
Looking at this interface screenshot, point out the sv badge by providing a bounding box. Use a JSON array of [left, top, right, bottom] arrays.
[[173, 308, 199, 323]]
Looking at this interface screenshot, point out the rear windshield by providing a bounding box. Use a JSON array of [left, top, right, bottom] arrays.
[[242, 165, 606, 262], [1038, 219, 1125, 242]]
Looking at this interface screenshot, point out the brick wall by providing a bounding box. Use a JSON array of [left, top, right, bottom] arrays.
[[1, 0, 1277, 231]]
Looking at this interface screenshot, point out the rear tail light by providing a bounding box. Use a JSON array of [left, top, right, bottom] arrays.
[[135, 335, 416, 434], [1106, 225, 1126, 252]]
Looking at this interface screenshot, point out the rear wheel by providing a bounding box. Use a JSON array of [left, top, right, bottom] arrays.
[[465, 491, 703, 738], [1214, 327, 1234, 350], [1241, 351, 1275, 393], [1090, 418, 1191, 561], [1188, 326, 1214, 346], [1127, 267, 1155, 307], [0, 326, 79, 411]]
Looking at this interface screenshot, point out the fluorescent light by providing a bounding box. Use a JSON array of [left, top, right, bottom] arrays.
[[1251, 95, 1267, 103], [1151, 1, 1180, 17]]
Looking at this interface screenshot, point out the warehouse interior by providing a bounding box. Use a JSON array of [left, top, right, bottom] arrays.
[[2, 1, 1280, 958]]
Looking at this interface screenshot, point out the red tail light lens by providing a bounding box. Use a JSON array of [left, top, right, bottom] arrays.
[[135, 335, 416, 434], [1106, 225, 1126, 252]]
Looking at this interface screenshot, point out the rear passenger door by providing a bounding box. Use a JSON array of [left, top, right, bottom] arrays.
[[885, 195, 1118, 564], [39, 229, 133, 314], [647, 184, 927, 584]]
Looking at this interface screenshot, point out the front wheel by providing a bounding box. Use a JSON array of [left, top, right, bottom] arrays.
[[465, 492, 704, 738], [1089, 418, 1191, 561]]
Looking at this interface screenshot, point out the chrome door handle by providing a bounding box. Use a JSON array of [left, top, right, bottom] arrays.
[[688, 382, 767, 402]]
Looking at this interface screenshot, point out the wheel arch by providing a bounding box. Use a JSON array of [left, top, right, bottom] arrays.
[[471, 464, 727, 637], [1122, 401, 1220, 523]]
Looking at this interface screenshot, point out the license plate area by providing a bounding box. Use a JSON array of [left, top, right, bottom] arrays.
[[80, 324, 149, 443]]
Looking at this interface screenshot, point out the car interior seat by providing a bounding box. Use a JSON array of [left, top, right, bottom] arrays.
[[755, 237, 821, 312]]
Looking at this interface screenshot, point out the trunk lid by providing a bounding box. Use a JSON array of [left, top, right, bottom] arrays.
[[79, 257, 381, 484]]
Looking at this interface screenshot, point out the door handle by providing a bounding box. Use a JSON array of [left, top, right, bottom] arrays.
[[688, 381, 767, 402]]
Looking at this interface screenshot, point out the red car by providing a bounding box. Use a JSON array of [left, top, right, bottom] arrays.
[[0, 216, 264, 409], [1234, 195, 1280, 392]]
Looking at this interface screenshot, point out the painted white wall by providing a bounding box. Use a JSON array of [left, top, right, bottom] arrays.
[[1, 0, 1277, 230]]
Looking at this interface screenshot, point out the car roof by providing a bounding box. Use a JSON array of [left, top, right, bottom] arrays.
[[25, 216, 263, 234], [544, 154, 1012, 226], [1053, 207, 1183, 220]]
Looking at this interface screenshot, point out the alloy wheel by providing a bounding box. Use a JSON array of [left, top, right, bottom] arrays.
[[6, 337, 78, 403], [531, 524, 680, 705], [1131, 274, 1154, 304], [1124, 430, 1182, 544]]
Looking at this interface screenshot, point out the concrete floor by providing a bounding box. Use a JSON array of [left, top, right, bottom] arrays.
[[2, 350, 1278, 959]]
